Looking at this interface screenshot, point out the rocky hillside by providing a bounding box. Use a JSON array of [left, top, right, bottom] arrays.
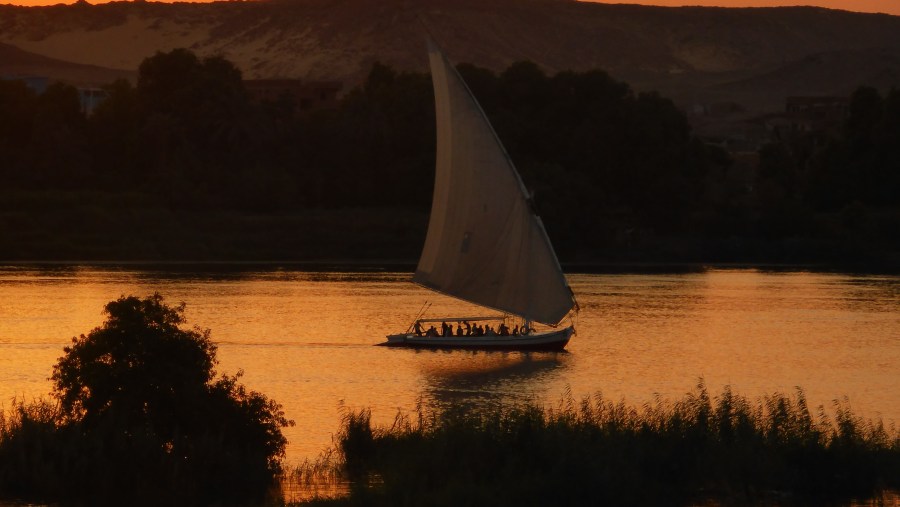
[[2, 0, 899, 111], [0, 42, 134, 85]]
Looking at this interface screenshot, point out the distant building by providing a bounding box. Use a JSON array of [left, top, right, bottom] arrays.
[[785, 96, 849, 118], [244, 79, 341, 112], [783, 96, 849, 133], [766, 96, 850, 145], [1, 74, 108, 116], [694, 95, 852, 156], [78, 87, 109, 116]]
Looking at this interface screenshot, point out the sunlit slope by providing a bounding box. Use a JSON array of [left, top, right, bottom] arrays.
[[1, 0, 899, 107]]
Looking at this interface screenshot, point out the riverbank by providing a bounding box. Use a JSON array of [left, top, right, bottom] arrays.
[[1, 203, 897, 272]]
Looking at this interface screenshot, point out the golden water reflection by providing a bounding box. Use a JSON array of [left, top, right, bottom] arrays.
[[1, 266, 898, 466], [419, 352, 567, 410]]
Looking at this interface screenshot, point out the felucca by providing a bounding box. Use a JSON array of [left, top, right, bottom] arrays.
[[382, 40, 578, 351]]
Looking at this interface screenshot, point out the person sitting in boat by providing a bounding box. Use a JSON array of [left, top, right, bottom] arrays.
[[456, 323, 463, 336], [512, 324, 519, 336], [464, 321, 472, 336], [414, 321, 424, 336], [499, 323, 510, 336], [485, 325, 495, 336], [426, 325, 438, 337], [441, 322, 451, 336]]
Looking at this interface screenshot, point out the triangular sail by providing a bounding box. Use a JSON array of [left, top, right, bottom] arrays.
[[413, 40, 575, 326]]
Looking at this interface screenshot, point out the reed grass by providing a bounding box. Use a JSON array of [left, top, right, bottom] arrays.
[[0, 397, 64, 504], [281, 448, 349, 504], [305, 382, 900, 507], [0, 397, 285, 506], [5, 383, 899, 506]]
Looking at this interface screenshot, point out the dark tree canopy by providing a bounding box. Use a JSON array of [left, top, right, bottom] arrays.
[[806, 87, 900, 211], [52, 294, 216, 426], [41, 293, 293, 505], [0, 48, 897, 264]]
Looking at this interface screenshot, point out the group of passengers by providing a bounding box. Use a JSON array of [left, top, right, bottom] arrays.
[[413, 320, 528, 337]]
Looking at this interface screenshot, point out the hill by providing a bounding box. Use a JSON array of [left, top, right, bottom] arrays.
[[0, 41, 134, 85], [1, 0, 899, 112]]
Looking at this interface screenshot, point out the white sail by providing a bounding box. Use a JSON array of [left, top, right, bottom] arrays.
[[413, 40, 575, 326]]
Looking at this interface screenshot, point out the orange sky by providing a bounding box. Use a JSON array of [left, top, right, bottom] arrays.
[[1, 0, 898, 16], [596, 1, 900, 15]]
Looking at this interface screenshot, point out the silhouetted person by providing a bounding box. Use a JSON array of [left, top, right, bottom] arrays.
[[414, 321, 424, 336], [456, 323, 463, 336]]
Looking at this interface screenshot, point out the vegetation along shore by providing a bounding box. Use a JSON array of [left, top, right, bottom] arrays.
[[305, 384, 900, 506], [1, 49, 897, 267]]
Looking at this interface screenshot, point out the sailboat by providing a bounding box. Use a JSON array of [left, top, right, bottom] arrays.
[[382, 40, 578, 351]]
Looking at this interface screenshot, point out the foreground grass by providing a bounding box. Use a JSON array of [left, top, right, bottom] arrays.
[[5, 383, 899, 506], [0, 397, 287, 506], [295, 382, 900, 507]]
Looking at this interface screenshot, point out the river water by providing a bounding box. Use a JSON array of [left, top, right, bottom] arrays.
[[0, 265, 898, 466]]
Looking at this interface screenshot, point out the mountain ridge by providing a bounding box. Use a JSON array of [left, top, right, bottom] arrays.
[[2, 0, 899, 111]]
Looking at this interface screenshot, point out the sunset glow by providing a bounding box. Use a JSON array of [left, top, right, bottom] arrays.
[[0, 0, 898, 16], [592, 0, 900, 15]]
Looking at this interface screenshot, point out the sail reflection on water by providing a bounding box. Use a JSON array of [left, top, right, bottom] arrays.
[[419, 352, 567, 409]]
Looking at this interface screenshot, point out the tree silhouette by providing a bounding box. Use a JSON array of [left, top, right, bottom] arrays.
[[2, 48, 896, 263], [47, 293, 292, 505], [0, 79, 38, 185], [807, 87, 900, 211]]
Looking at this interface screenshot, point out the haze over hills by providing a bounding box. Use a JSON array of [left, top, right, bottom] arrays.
[[1, 0, 899, 112]]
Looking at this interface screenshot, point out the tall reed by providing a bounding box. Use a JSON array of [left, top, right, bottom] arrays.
[[321, 382, 900, 506], [0, 397, 64, 503]]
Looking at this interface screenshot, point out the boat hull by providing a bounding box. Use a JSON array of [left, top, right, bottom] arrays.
[[380, 326, 573, 351]]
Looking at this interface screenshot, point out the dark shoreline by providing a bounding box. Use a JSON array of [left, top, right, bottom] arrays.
[[1, 259, 897, 275]]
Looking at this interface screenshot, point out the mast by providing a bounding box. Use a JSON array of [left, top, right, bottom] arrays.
[[413, 39, 576, 326]]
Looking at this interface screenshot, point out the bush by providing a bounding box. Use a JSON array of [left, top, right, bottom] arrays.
[[0, 293, 293, 506]]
